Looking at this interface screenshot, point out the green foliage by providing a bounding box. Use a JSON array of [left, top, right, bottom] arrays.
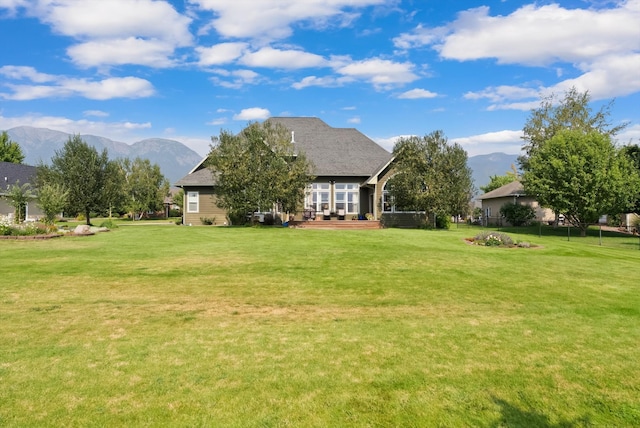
[[480, 166, 519, 194], [388, 130, 474, 220], [0, 216, 49, 236], [117, 157, 170, 220], [207, 121, 315, 216], [37, 182, 68, 225], [523, 129, 640, 236], [520, 87, 627, 170], [0, 131, 25, 163], [200, 216, 216, 225], [472, 231, 515, 247], [499, 202, 536, 226], [39, 135, 110, 225], [4, 181, 34, 223], [623, 144, 640, 213], [99, 219, 118, 229], [172, 188, 184, 211], [435, 213, 451, 229]]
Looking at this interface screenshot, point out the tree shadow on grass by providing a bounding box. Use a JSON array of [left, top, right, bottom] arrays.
[[491, 397, 592, 428]]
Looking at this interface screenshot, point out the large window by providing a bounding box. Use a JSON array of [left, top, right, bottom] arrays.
[[306, 182, 360, 214], [334, 183, 359, 214], [308, 183, 330, 212], [382, 181, 417, 213], [187, 191, 199, 213]]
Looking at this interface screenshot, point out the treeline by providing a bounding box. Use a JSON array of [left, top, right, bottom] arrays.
[[2, 133, 170, 225]]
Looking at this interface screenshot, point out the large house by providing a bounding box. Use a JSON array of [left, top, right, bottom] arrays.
[[478, 180, 555, 226], [0, 161, 44, 220], [176, 117, 409, 226]]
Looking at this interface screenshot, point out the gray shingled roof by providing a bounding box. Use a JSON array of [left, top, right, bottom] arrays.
[[477, 180, 525, 200], [0, 162, 37, 194], [267, 117, 392, 177], [174, 164, 216, 187], [174, 118, 393, 186]]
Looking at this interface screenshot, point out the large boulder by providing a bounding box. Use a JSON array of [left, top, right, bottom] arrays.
[[73, 224, 93, 235]]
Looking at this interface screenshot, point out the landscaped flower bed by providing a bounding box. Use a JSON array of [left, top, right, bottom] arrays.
[[466, 231, 534, 248], [0, 216, 54, 238]]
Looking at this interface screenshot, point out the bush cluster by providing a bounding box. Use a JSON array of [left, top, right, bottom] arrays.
[[472, 231, 514, 247], [0, 216, 52, 236], [200, 216, 216, 225], [499, 203, 536, 226]]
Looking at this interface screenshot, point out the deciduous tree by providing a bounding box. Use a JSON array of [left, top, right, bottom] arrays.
[[207, 121, 314, 222], [119, 157, 170, 220], [520, 87, 626, 171], [0, 131, 25, 164], [387, 130, 474, 227], [480, 165, 519, 194], [39, 135, 110, 225], [523, 129, 639, 236], [37, 182, 68, 224], [4, 181, 34, 223], [622, 144, 640, 214]]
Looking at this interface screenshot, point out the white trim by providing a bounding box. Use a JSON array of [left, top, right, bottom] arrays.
[[187, 191, 199, 213]]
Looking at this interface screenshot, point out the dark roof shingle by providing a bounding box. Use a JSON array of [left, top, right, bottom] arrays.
[[267, 117, 392, 176], [0, 162, 37, 194]]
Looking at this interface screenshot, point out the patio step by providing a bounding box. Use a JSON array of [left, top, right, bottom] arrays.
[[289, 220, 382, 230]]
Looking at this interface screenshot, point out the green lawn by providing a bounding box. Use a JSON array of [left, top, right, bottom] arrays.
[[1, 225, 639, 427]]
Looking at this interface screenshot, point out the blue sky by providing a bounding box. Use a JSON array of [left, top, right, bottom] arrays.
[[1, 0, 639, 157]]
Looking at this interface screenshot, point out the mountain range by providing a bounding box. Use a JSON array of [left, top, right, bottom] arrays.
[[6, 126, 204, 185], [6, 126, 519, 191]]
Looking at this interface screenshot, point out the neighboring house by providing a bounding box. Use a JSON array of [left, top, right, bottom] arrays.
[[176, 117, 403, 226], [478, 181, 555, 226], [620, 212, 640, 232], [0, 161, 44, 220]]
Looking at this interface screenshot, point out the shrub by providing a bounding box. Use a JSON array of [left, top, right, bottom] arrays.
[[200, 216, 216, 225], [499, 203, 536, 226], [435, 214, 451, 229], [472, 231, 514, 247], [0, 216, 11, 235], [99, 219, 118, 229]]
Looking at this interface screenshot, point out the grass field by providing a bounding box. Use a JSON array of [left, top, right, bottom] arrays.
[[1, 224, 639, 427]]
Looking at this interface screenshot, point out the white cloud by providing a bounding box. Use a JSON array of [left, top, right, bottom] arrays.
[[197, 42, 248, 66], [397, 88, 438, 99], [392, 24, 443, 51], [210, 69, 260, 89], [190, 0, 386, 40], [68, 38, 178, 68], [0, 66, 55, 83], [398, 2, 640, 66], [347, 116, 361, 124], [233, 107, 271, 121], [395, 2, 640, 108], [240, 47, 327, 69], [451, 130, 523, 156], [0, 0, 26, 13], [83, 110, 109, 118], [207, 118, 228, 126], [335, 58, 418, 90], [0, 68, 156, 100], [292, 75, 353, 89], [22, 0, 192, 68], [374, 134, 415, 152], [468, 53, 640, 111], [464, 85, 540, 103], [0, 113, 151, 143], [617, 124, 640, 145]]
